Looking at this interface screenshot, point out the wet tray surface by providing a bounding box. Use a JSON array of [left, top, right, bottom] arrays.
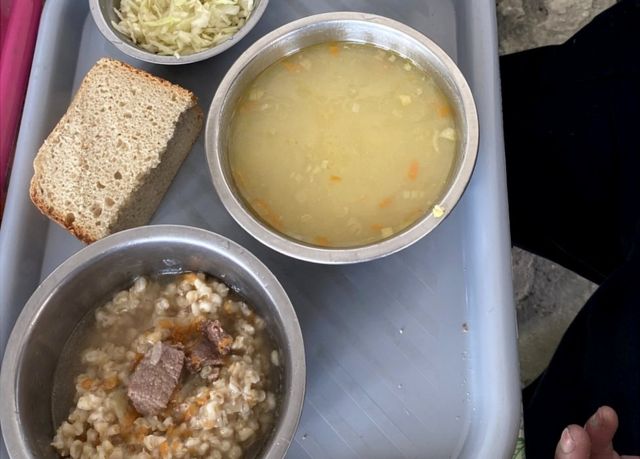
[[0, 0, 520, 457]]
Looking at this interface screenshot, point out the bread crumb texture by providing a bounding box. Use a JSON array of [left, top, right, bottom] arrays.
[[30, 58, 203, 243]]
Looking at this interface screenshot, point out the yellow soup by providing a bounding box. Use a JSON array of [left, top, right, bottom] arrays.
[[229, 42, 458, 247]]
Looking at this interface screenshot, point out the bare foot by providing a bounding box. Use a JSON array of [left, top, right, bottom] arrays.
[[554, 406, 640, 459]]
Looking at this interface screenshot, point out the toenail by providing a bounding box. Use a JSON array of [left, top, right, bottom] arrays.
[[560, 428, 576, 453]]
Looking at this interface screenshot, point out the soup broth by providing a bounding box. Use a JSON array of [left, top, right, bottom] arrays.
[[229, 42, 459, 247]]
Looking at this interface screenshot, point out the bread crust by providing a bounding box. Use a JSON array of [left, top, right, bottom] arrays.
[[29, 179, 97, 243], [92, 58, 199, 108]]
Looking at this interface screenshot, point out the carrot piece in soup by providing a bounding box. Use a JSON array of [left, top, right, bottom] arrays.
[[378, 196, 394, 208], [437, 103, 452, 118], [253, 198, 284, 231], [314, 236, 330, 246], [282, 61, 301, 73], [408, 160, 419, 181]]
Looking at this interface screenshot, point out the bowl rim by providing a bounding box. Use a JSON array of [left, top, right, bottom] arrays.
[[88, 0, 270, 65], [0, 225, 305, 459], [205, 11, 480, 264]]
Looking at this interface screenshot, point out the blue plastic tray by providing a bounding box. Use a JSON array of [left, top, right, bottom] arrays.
[[0, 0, 520, 457]]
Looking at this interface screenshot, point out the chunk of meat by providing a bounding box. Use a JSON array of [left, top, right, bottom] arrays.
[[185, 340, 223, 372], [183, 320, 233, 375], [202, 320, 233, 355], [127, 342, 184, 416]]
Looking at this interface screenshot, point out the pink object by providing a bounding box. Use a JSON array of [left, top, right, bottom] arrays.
[[0, 0, 43, 217]]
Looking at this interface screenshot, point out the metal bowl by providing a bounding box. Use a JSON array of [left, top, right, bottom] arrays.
[[0, 225, 305, 459], [89, 0, 269, 65], [206, 12, 479, 264]]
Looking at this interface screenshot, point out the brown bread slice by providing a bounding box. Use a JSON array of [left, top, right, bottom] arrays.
[[29, 58, 203, 243]]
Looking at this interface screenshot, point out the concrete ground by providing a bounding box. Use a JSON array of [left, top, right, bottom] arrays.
[[511, 249, 596, 385], [495, 0, 614, 386]]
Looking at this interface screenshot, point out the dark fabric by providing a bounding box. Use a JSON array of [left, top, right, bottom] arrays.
[[521, 246, 640, 458], [500, 0, 640, 457]]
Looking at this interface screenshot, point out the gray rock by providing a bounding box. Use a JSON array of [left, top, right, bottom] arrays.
[[512, 248, 597, 386], [497, 0, 615, 55]]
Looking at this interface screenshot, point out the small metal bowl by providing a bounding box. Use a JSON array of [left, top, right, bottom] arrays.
[[0, 225, 305, 459], [206, 12, 479, 264], [89, 0, 269, 65]]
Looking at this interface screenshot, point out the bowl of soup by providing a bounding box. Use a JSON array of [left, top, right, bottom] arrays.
[[206, 12, 478, 263], [0, 225, 305, 459]]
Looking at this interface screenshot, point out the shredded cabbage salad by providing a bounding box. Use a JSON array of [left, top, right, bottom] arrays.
[[112, 0, 255, 57]]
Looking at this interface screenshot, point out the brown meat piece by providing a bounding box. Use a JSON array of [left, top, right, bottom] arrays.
[[185, 340, 223, 372], [127, 342, 184, 416], [183, 320, 233, 374], [202, 320, 233, 355]]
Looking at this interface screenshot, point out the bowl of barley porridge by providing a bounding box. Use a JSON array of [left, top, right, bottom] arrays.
[[0, 225, 305, 459]]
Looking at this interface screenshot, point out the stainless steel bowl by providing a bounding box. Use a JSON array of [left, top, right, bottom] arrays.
[[89, 0, 269, 65], [206, 12, 479, 264], [0, 225, 305, 459]]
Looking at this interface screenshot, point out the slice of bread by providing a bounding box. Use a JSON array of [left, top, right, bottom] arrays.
[[29, 58, 204, 243]]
